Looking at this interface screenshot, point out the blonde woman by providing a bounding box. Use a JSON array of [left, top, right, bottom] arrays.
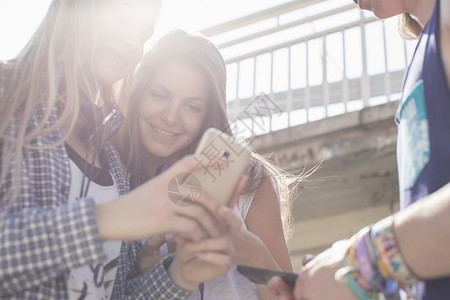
[[116, 29, 304, 300], [0, 1, 243, 298]]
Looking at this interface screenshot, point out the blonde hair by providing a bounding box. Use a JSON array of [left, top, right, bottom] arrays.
[[0, 0, 160, 202], [398, 13, 423, 39], [116, 29, 306, 239]]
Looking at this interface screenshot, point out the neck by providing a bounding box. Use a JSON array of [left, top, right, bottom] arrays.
[[142, 151, 184, 178], [404, 0, 436, 28]]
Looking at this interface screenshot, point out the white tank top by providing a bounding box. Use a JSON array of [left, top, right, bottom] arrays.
[[185, 191, 259, 300], [160, 177, 280, 299]]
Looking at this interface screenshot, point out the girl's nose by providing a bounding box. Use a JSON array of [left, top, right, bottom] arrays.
[[161, 104, 180, 125]]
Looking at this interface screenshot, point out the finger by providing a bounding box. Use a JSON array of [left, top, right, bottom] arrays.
[[217, 206, 241, 235], [165, 233, 174, 242], [185, 236, 229, 253], [267, 277, 295, 300], [168, 180, 223, 223], [331, 239, 350, 249], [302, 254, 315, 266], [227, 175, 248, 209], [144, 234, 166, 249], [192, 190, 223, 220], [195, 251, 232, 267], [172, 233, 191, 245], [175, 204, 220, 238], [170, 217, 208, 243]]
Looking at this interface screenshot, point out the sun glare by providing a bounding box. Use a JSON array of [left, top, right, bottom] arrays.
[[0, 0, 290, 60], [0, 0, 52, 60]]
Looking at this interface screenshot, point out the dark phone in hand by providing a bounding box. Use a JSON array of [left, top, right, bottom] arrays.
[[237, 265, 298, 289]]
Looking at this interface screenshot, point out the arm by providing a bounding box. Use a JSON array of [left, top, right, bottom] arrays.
[[0, 199, 106, 296], [112, 174, 247, 299], [136, 234, 171, 275], [245, 177, 293, 272], [113, 204, 243, 299], [95, 155, 226, 243], [269, 183, 450, 299], [395, 182, 450, 278], [111, 242, 192, 300], [238, 177, 293, 300]]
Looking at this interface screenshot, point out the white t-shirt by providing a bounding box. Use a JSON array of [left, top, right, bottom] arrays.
[[66, 159, 121, 300]]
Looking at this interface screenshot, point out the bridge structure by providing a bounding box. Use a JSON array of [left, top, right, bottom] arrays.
[[200, 0, 417, 270]]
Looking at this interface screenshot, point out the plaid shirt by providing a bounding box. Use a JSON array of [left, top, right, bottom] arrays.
[[0, 63, 191, 299]]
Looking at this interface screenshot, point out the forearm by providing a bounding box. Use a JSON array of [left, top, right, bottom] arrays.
[[244, 239, 287, 300], [0, 198, 105, 295], [245, 241, 283, 271], [395, 182, 450, 279], [112, 240, 193, 299]]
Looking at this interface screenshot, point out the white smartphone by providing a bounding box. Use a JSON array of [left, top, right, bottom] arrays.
[[190, 128, 251, 206]]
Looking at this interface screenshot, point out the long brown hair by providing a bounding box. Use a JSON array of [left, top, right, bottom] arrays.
[[117, 29, 304, 239]]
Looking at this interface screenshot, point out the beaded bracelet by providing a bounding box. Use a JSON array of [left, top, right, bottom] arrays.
[[356, 228, 399, 299], [354, 228, 384, 292], [371, 216, 419, 286], [371, 216, 419, 297], [335, 216, 420, 300], [335, 230, 379, 299], [339, 255, 376, 300]]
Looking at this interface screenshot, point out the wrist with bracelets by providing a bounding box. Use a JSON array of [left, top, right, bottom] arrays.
[[335, 216, 419, 300]]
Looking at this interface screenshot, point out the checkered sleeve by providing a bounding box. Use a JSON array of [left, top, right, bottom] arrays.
[[0, 197, 106, 296], [121, 255, 192, 299]]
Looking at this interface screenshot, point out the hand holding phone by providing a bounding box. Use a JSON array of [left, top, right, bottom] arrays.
[[237, 265, 298, 289], [191, 128, 251, 206]]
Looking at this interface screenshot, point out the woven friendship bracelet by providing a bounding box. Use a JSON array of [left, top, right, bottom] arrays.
[[353, 227, 398, 299], [371, 216, 419, 287], [341, 258, 376, 300], [335, 219, 420, 300]]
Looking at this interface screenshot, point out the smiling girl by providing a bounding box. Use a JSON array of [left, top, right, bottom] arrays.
[[116, 29, 302, 299]]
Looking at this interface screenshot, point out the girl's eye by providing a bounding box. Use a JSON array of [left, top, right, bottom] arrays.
[[186, 103, 203, 113], [151, 91, 168, 100]]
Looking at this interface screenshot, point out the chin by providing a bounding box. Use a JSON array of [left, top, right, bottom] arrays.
[[373, 11, 398, 19], [152, 148, 177, 158]]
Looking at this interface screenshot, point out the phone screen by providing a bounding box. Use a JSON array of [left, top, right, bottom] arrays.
[[237, 265, 298, 289]]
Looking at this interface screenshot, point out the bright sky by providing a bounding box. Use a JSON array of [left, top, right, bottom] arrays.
[[0, 0, 418, 133], [0, 0, 290, 60]]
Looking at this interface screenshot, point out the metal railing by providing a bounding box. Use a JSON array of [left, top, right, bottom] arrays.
[[201, 0, 417, 137]]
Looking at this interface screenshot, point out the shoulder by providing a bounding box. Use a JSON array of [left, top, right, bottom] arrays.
[[243, 154, 279, 193], [254, 176, 278, 199], [247, 176, 280, 220]]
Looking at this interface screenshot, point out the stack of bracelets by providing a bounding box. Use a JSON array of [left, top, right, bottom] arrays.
[[334, 216, 420, 300]]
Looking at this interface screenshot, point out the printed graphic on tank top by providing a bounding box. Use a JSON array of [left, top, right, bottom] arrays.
[[396, 80, 430, 190]]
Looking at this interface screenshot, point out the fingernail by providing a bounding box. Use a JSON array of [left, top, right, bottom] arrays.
[[219, 205, 232, 214], [303, 254, 315, 265], [165, 233, 174, 242], [268, 276, 281, 286]]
